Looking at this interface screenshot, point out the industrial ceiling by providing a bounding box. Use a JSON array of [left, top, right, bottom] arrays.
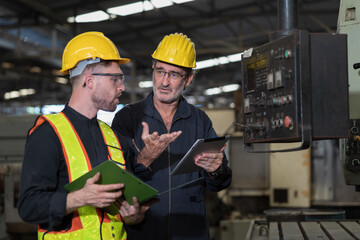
[[0, 0, 341, 114]]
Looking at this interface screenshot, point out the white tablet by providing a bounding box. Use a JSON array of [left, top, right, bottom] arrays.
[[170, 135, 230, 175]]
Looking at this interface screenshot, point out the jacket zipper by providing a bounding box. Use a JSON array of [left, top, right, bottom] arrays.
[[168, 117, 181, 240], [168, 143, 171, 240]]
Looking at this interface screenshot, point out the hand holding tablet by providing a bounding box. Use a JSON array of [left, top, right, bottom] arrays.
[[170, 135, 230, 175]]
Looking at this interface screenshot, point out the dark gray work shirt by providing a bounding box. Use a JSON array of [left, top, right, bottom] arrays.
[[112, 92, 232, 240], [17, 104, 132, 230]]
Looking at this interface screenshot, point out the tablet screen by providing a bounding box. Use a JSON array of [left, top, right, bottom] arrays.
[[170, 135, 230, 175]]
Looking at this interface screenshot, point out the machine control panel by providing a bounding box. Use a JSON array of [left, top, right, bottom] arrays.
[[241, 30, 349, 146], [242, 32, 307, 144]]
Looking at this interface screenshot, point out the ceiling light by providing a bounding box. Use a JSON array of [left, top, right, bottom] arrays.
[[196, 59, 220, 70], [139, 81, 153, 88], [68, 0, 193, 22], [52, 69, 62, 75], [19, 88, 35, 96], [108, 1, 154, 16], [55, 77, 68, 85], [195, 52, 244, 70], [204, 87, 222, 96], [222, 84, 240, 92], [67, 17, 75, 23], [151, 0, 173, 8], [144, 1, 155, 10], [4, 91, 20, 100], [218, 56, 229, 64], [1, 62, 14, 69], [172, 0, 194, 3], [227, 53, 242, 62], [204, 84, 240, 96], [4, 88, 36, 100], [67, 10, 110, 23]]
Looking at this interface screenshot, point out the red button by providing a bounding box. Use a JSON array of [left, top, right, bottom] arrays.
[[281, 96, 285, 104], [284, 116, 290, 128]]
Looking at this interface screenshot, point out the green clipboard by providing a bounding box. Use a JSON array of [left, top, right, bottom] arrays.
[[64, 160, 158, 215]]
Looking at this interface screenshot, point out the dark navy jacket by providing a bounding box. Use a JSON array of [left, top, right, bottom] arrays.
[[112, 92, 232, 240]]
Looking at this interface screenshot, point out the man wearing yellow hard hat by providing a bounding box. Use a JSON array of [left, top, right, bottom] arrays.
[[112, 33, 232, 239], [18, 32, 151, 240]]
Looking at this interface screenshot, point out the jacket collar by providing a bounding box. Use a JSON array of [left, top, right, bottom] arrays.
[[143, 91, 191, 120], [63, 104, 98, 125]]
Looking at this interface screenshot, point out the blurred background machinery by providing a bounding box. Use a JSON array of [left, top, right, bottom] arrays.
[[0, 116, 37, 239]]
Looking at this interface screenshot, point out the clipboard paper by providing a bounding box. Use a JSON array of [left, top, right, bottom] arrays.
[[64, 160, 158, 215]]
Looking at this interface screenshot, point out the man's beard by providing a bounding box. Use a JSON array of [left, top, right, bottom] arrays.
[[153, 83, 185, 104], [91, 92, 117, 112]]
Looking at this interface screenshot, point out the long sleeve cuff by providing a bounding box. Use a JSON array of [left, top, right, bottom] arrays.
[[133, 162, 153, 180], [203, 165, 232, 192], [49, 191, 68, 229]]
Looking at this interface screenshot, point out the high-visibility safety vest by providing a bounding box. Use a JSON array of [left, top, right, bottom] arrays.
[[29, 112, 127, 240]]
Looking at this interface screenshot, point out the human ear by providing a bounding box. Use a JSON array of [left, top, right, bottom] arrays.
[[184, 74, 193, 88], [83, 74, 95, 89]]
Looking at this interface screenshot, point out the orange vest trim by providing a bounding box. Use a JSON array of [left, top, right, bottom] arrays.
[[38, 211, 83, 233], [28, 117, 46, 136]]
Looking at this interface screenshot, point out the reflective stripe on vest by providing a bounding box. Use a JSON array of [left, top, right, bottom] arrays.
[[30, 113, 126, 240], [98, 120, 126, 168]]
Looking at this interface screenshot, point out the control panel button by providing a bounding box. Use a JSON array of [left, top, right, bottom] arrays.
[[275, 70, 284, 88], [272, 97, 281, 106], [267, 72, 274, 90], [284, 116, 293, 128], [285, 49, 292, 58], [278, 119, 284, 128], [244, 98, 251, 113], [286, 95, 293, 103]]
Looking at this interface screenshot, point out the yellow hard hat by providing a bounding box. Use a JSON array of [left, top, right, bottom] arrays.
[[60, 31, 130, 75], [152, 33, 196, 68]]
